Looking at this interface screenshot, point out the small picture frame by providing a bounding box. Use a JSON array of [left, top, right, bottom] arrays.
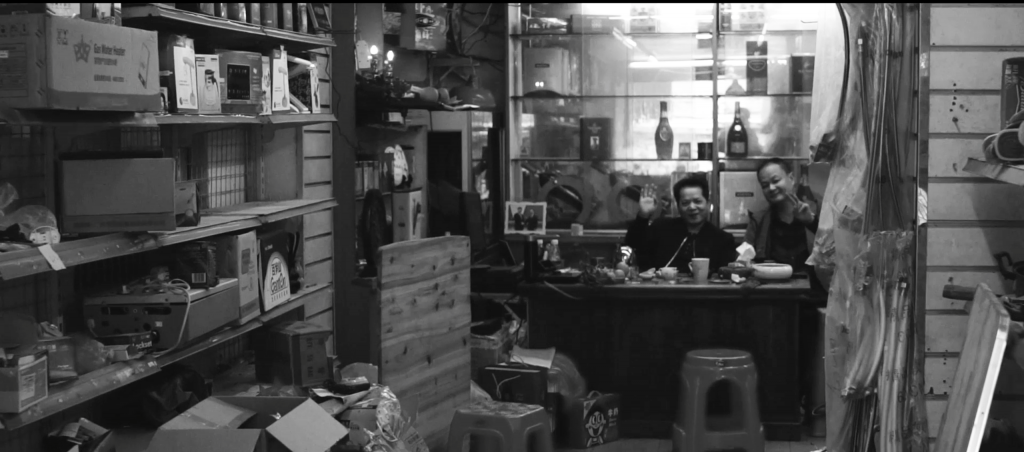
[[506, 201, 547, 235]]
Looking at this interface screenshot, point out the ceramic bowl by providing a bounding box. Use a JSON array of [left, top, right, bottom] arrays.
[[752, 263, 793, 280], [638, 271, 655, 281]]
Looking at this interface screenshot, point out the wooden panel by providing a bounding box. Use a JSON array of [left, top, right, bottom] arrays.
[[929, 182, 1024, 221], [377, 236, 472, 290], [926, 314, 970, 354], [935, 284, 1011, 452], [377, 236, 471, 451], [304, 183, 332, 200], [926, 356, 1024, 397], [930, 50, 1024, 91], [303, 131, 332, 157], [304, 158, 332, 184], [928, 94, 1001, 134], [931, 7, 1024, 46], [927, 227, 1024, 267], [319, 82, 331, 109], [927, 398, 946, 439], [929, 138, 988, 178], [305, 259, 334, 285], [926, 270, 1010, 311], [304, 234, 333, 265], [301, 283, 334, 317], [303, 209, 333, 237]]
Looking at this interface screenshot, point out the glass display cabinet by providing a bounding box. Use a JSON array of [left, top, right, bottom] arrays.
[[505, 3, 826, 234]]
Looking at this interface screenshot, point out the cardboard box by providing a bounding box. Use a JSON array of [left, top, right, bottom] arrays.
[[218, 49, 263, 115], [287, 55, 318, 113], [0, 352, 47, 413], [295, 2, 307, 33], [195, 54, 222, 114], [745, 40, 768, 95], [60, 157, 176, 232], [260, 56, 272, 115], [268, 47, 289, 112], [246, 2, 260, 24], [392, 189, 422, 242], [791, 54, 815, 94], [255, 321, 331, 387], [150, 396, 349, 452], [96, 331, 156, 354], [159, 34, 198, 113], [0, 3, 81, 15], [257, 230, 292, 312], [84, 279, 240, 350], [0, 14, 160, 111], [216, 231, 261, 325], [560, 392, 620, 449], [36, 336, 76, 381]]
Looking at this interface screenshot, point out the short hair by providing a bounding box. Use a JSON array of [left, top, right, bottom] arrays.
[[757, 158, 793, 176], [673, 177, 710, 204]]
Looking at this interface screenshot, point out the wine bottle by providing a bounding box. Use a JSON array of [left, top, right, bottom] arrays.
[[727, 101, 748, 157], [655, 101, 674, 160]]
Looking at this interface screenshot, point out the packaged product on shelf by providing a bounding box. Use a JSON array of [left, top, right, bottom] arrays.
[[308, 2, 330, 32], [257, 230, 292, 312], [0, 14, 161, 111], [260, 56, 272, 114], [296, 2, 308, 33], [279, 2, 293, 31], [214, 231, 261, 325], [169, 240, 220, 289], [174, 180, 200, 227], [36, 336, 77, 382], [179, 3, 215, 15], [0, 351, 47, 414], [0, 3, 81, 16], [226, 3, 245, 21], [746, 40, 768, 95], [60, 156, 177, 232], [268, 46, 290, 112], [288, 53, 320, 113], [791, 54, 815, 94], [213, 2, 228, 18], [195, 54, 223, 114], [260, 2, 277, 27], [216, 49, 263, 114], [159, 34, 199, 114], [246, 2, 259, 24]]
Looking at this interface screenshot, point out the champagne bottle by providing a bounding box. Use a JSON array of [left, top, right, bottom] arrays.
[[727, 101, 748, 157], [655, 101, 674, 160]]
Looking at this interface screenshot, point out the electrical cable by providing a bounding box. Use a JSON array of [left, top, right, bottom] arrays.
[[150, 279, 192, 358]]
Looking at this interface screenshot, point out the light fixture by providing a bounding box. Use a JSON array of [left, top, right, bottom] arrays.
[[370, 45, 379, 55], [386, 50, 394, 62]]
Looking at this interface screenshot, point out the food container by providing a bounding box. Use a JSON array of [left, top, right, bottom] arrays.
[[752, 263, 793, 280]]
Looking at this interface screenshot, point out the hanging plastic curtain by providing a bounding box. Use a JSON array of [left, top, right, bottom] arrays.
[[807, 4, 927, 452]]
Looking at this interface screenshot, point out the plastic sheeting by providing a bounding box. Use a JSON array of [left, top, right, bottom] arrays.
[[808, 4, 927, 452]]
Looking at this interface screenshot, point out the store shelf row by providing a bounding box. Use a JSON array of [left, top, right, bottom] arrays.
[[0, 283, 331, 431], [511, 29, 814, 38], [122, 4, 335, 52], [0, 109, 337, 128], [0, 198, 337, 281]]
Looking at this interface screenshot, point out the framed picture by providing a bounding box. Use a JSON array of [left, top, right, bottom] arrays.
[[505, 201, 547, 235]]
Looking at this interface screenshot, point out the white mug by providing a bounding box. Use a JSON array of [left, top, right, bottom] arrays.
[[689, 258, 710, 284]]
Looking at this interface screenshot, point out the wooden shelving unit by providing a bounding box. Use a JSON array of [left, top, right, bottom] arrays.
[[0, 284, 330, 431], [963, 158, 1024, 187], [0, 198, 336, 281], [122, 4, 335, 51]]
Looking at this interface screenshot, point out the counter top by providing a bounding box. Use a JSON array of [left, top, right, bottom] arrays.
[[520, 276, 826, 303]]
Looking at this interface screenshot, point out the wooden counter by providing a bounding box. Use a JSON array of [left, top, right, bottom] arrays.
[[520, 277, 826, 441]]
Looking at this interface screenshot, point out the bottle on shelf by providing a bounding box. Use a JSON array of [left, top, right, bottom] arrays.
[[655, 101, 674, 160], [727, 101, 749, 158]]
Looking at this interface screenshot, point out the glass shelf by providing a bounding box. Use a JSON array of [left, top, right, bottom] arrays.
[[716, 95, 813, 159], [511, 97, 714, 160]]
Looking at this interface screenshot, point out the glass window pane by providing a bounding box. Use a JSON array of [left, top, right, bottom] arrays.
[[716, 33, 816, 96], [511, 160, 713, 230], [719, 3, 826, 33], [512, 97, 714, 160], [521, 3, 715, 34], [716, 96, 813, 159]]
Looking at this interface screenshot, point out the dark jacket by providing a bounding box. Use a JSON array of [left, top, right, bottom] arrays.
[[625, 216, 737, 272], [744, 208, 817, 264]]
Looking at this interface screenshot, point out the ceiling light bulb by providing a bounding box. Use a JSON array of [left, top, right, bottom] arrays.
[[386, 50, 394, 62], [370, 45, 379, 55]]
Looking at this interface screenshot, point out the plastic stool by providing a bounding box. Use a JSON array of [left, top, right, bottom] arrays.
[[447, 400, 554, 452], [672, 349, 765, 452]]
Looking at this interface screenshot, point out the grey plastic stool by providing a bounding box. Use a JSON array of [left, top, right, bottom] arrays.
[[446, 400, 554, 452], [672, 349, 765, 452]]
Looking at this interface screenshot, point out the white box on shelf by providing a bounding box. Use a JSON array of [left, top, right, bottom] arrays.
[[195, 54, 223, 114]]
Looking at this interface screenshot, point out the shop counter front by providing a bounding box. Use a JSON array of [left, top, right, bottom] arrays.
[[519, 277, 826, 441]]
